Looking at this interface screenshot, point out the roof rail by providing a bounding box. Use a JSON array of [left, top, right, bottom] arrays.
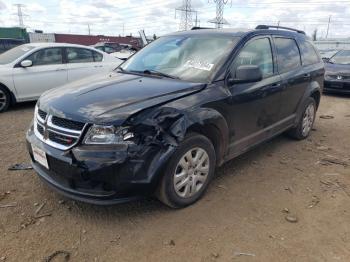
[[255, 25, 306, 35], [191, 27, 213, 30]]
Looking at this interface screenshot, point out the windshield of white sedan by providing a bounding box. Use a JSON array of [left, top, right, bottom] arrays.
[[0, 45, 35, 65], [330, 50, 350, 65], [120, 35, 238, 82]]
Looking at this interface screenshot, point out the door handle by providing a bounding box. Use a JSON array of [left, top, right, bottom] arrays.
[[94, 65, 103, 68], [303, 73, 311, 79], [271, 83, 281, 87], [55, 68, 65, 71]]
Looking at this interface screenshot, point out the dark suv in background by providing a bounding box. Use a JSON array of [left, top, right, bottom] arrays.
[[26, 25, 324, 208], [324, 50, 350, 94]]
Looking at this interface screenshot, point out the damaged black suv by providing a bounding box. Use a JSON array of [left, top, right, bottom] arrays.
[[27, 25, 324, 208]]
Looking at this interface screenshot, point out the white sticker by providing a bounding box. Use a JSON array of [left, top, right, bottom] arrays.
[[21, 47, 30, 52], [184, 59, 214, 71]]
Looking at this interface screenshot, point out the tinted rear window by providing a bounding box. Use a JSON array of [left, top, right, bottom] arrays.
[[300, 41, 320, 65], [274, 38, 301, 73]]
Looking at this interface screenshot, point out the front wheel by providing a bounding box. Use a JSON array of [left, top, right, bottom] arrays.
[[0, 86, 10, 113], [157, 133, 216, 208], [288, 97, 316, 140]]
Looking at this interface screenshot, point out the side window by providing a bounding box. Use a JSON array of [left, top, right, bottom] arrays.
[[230, 38, 274, 78], [104, 46, 115, 53], [274, 38, 301, 73], [26, 48, 63, 66], [67, 48, 94, 63], [93, 51, 103, 62], [300, 41, 320, 65]]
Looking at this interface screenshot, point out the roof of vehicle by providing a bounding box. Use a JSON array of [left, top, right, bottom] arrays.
[[23, 42, 97, 48], [166, 27, 308, 40]]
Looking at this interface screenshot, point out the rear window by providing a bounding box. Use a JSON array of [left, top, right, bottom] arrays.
[[300, 41, 320, 65], [274, 38, 301, 73], [67, 48, 94, 63]]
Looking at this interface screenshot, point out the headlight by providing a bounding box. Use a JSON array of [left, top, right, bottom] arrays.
[[84, 125, 134, 145]]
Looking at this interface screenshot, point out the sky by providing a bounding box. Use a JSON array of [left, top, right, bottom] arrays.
[[0, 0, 350, 39]]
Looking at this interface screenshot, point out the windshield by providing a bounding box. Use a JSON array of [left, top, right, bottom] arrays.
[[0, 45, 35, 65], [330, 50, 350, 65], [120, 35, 238, 82]]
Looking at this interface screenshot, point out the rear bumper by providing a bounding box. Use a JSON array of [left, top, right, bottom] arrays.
[[26, 125, 174, 205]]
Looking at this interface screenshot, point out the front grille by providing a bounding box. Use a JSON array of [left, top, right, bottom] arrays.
[[38, 109, 47, 120], [327, 75, 350, 80], [37, 123, 44, 136], [52, 116, 85, 131], [49, 132, 78, 146], [34, 107, 86, 150]]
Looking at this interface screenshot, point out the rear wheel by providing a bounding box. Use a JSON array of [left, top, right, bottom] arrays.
[[288, 97, 316, 140], [157, 133, 216, 208], [0, 86, 10, 113]]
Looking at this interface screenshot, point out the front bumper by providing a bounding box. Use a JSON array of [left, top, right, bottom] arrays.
[[26, 125, 174, 205], [324, 79, 350, 94]]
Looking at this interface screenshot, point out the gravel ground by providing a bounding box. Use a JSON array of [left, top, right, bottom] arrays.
[[0, 94, 349, 262]]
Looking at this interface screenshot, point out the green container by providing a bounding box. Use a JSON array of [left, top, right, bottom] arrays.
[[0, 27, 28, 41]]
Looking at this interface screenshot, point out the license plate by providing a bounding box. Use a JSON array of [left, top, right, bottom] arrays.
[[32, 145, 49, 169]]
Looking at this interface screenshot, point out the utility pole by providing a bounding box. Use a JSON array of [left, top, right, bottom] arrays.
[[208, 0, 231, 29], [326, 15, 331, 39], [13, 4, 25, 28], [175, 0, 197, 31], [87, 24, 91, 35]]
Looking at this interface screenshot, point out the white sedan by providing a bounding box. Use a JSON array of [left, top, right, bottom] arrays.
[[0, 43, 122, 112]]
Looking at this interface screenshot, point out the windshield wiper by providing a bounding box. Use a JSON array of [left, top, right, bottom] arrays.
[[143, 69, 179, 79]]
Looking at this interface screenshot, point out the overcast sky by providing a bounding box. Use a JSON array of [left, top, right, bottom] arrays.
[[1, 0, 350, 39]]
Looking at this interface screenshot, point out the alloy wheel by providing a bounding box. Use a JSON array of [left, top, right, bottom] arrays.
[[173, 147, 210, 198], [0, 89, 7, 112], [302, 103, 315, 136]]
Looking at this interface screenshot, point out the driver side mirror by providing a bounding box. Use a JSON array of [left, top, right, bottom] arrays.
[[20, 60, 33, 68], [228, 65, 263, 85]]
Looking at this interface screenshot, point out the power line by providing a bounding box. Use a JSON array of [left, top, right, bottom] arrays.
[[208, 0, 231, 28], [175, 0, 197, 30], [13, 3, 25, 28]]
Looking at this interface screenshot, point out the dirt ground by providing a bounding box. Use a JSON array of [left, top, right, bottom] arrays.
[[0, 94, 349, 262]]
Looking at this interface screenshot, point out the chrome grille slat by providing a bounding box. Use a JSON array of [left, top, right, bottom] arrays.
[[34, 106, 87, 150]]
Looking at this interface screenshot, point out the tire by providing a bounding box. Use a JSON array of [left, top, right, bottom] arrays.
[[157, 133, 216, 208], [288, 97, 316, 140], [0, 86, 10, 113]]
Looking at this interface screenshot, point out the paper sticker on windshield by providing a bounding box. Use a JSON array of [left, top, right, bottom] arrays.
[[184, 59, 214, 71]]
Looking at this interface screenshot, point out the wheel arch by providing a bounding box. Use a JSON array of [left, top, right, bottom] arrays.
[[185, 108, 229, 166]]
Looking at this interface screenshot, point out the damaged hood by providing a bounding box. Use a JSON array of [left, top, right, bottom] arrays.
[[39, 72, 205, 125]]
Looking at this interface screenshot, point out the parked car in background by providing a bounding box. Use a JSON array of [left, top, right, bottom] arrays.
[[0, 38, 26, 54], [324, 50, 350, 94], [0, 43, 122, 112], [93, 42, 136, 60], [319, 49, 338, 60], [26, 25, 324, 208]]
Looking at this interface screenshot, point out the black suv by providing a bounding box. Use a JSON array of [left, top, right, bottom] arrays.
[[26, 25, 324, 208]]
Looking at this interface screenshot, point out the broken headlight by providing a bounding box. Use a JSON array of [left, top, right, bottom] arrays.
[[84, 125, 134, 145]]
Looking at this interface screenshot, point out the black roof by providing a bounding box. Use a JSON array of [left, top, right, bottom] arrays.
[[166, 26, 308, 40]]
